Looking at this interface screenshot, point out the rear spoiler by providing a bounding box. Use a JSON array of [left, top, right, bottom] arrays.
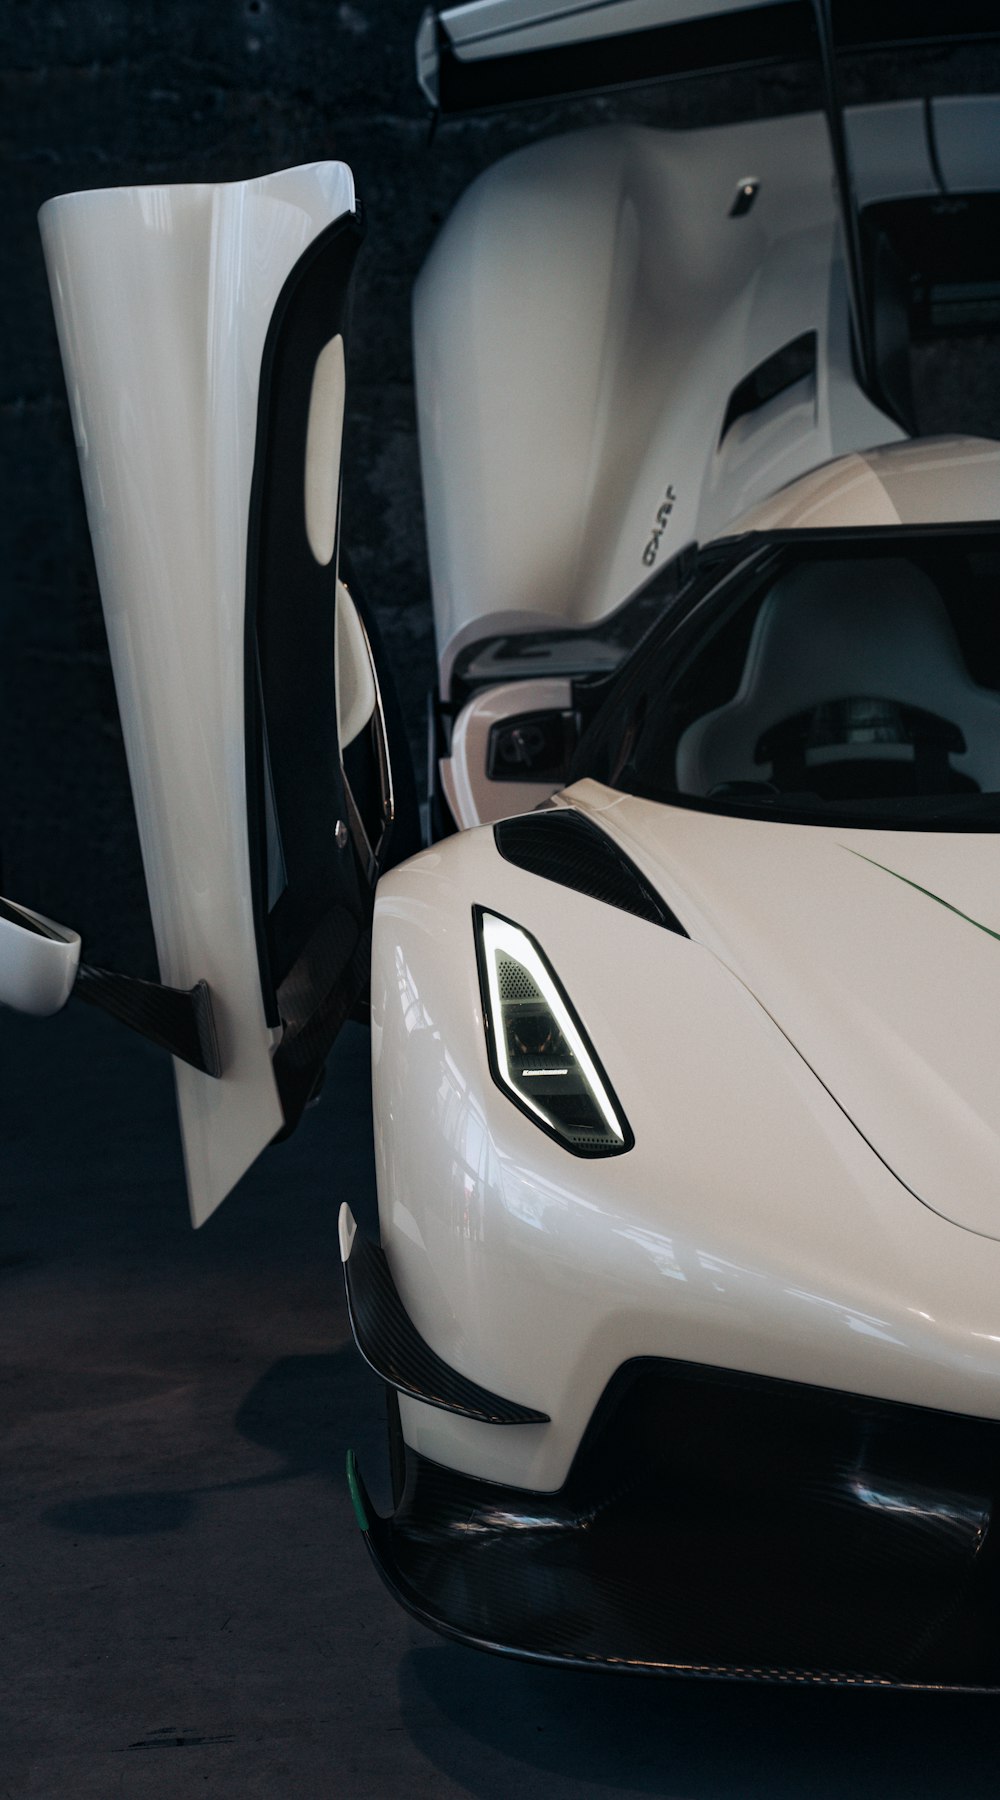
[[416, 0, 1000, 115]]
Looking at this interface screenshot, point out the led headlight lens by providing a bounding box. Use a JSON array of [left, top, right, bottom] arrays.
[[475, 907, 632, 1157]]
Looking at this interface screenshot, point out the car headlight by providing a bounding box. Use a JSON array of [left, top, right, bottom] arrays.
[[474, 907, 633, 1157]]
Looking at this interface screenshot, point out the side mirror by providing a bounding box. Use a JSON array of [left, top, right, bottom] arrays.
[[0, 894, 219, 1076], [0, 897, 81, 1016]]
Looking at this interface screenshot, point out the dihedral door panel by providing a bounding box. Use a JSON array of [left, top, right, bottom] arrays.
[[414, 113, 906, 696], [40, 163, 361, 1225]]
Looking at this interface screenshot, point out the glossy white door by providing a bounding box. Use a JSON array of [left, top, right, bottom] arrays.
[[40, 163, 357, 1225]]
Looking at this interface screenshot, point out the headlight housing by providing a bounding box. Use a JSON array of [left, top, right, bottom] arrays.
[[474, 907, 633, 1157]]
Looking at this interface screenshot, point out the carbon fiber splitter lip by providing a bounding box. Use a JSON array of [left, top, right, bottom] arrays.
[[348, 1359, 1000, 1687]]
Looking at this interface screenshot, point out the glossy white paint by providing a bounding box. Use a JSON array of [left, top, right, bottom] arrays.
[[40, 162, 356, 1226], [415, 109, 928, 696], [443, 677, 572, 827], [0, 902, 81, 1016], [20, 24, 1000, 1547], [371, 807, 1000, 1492], [338, 1200, 358, 1263], [570, 783, 1000, 1244], [723, 437, 1000, 537]]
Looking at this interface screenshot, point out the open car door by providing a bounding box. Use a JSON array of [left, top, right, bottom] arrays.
[[2, 162, 405, 1225]]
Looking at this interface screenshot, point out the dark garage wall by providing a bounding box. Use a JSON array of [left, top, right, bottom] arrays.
[[1, 3, 998, 972]]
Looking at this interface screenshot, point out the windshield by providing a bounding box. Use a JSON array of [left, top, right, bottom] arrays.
[[575, 530, 1000, 830]]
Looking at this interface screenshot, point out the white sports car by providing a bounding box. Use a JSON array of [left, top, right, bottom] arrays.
[[4, 0, 1000, 1686]]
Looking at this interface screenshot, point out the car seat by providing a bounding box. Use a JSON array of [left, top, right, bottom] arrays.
[[675, 558, 1000, 799]]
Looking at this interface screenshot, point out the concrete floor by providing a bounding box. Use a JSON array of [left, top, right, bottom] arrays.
[[2, 1004, 1000, 1797]]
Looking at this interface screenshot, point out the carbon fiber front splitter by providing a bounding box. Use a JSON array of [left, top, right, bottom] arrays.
[[348, 1359, 1000, 1687]]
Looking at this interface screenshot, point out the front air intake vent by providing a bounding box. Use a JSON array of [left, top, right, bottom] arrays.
[[494, 812, 686, 935]]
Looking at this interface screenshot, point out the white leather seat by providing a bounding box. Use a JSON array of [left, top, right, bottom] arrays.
[[675, 559, 1000, 796]]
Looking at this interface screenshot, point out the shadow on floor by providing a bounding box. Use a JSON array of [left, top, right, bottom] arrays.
[[399, 1637, 1000, 1800], [42, 1347, 388, 1537]]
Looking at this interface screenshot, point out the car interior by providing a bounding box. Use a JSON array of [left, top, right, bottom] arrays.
[[676, 555, 1000, 802]]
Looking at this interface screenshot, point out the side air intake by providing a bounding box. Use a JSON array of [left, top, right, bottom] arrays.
[[719, 332, 817, 445], [494, 811, 686, 934]]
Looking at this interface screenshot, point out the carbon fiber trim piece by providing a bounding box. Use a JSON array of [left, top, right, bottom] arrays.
[[343, 1227, 549, 1425], [244, 211, 365, 1028], [494, 812, 685, 934], [272, 912, 369, 1132], [352, 1358, 1000, 1685], [358, 1488, 905, 1685], [74, 964, 221, 1077]]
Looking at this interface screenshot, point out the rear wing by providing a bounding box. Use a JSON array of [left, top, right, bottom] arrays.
[[416, 0, 1000, 114]]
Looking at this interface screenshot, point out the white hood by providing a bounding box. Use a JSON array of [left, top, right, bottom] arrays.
[[569, 782, 1000, 1242]]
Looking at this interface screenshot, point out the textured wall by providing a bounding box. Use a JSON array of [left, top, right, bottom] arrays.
[[2, 4, 997, 969]]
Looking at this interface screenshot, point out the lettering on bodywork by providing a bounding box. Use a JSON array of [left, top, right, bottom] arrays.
[[643, 486, 676, 567]]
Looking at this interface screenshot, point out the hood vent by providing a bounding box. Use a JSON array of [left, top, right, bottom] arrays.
[[495, 811, 686, 934]]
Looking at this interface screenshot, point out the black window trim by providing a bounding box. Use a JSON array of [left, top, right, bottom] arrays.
[[572, 520, 1000, 834]]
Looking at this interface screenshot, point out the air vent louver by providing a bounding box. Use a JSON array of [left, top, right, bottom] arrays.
[[494, 812, 686, 935]]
